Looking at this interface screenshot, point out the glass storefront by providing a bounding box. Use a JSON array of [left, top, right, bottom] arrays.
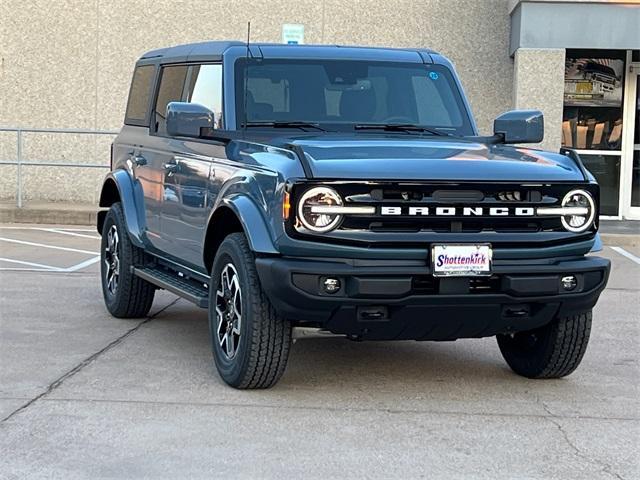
[[562, 49, 626, 216], [632, 78, 640, 208]]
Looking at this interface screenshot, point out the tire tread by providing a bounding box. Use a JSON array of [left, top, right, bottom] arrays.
[[498, 311, 592, 379], [213, 233, 291, 389], [101, 202, 155, 318]]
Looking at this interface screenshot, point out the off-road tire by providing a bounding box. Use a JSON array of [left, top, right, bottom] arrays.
[[100, 202, 155, 318], [497, 311, 592, 379], [209, 232, 291, 389]]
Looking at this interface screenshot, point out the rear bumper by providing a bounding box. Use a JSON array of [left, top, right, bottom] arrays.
[[255, 255, 610, 341]]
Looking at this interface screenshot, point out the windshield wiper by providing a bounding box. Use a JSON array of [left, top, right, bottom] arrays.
[[244, 121, 327, 132], [354, 123, 450, 136]]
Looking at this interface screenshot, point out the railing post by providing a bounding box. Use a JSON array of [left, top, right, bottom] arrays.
[[16, 128, 23, 208]]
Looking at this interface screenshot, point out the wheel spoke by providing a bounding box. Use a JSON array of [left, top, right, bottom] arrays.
[[216, 263, 242, 360], [215, 306, 226, 339], [225, 332, 235, 357], [232, 318, 241, 336], [103, 225, 120, 296]]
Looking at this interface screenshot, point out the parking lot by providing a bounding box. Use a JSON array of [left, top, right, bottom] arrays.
[[0, 223, 638, 479]]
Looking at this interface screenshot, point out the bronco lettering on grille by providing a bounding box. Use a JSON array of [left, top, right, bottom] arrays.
[[379, 206, 536, 216]]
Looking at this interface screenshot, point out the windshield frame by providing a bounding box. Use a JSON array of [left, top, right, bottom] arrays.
[[232, 58, 476, 136]]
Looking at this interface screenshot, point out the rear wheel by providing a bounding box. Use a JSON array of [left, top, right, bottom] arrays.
[[208, 232, 291, 389], [100, 202, 155, 318], [497, 311, 592, 378]]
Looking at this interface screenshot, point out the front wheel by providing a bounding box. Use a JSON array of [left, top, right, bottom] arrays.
[[208, 232, 291, 389], [497, 311, 592, 379]]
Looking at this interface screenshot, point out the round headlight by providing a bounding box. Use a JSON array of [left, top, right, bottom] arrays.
[[561, 189, 595, 233], [297, 187, 343, 233]]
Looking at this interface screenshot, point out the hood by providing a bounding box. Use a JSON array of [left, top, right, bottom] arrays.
[[290, 137, 585, 182]]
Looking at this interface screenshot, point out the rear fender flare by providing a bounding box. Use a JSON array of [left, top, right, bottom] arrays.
[[97, 169, 146, 247]]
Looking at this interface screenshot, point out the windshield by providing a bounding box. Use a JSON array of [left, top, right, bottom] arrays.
[[234, 59, 474, 135]]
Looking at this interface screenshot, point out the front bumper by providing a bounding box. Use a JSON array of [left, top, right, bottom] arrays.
[[255, 255, 610, 341]]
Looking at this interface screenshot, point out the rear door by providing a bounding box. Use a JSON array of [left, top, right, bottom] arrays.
[[121, 64, 164, 248], [145, 64, 190, 256]]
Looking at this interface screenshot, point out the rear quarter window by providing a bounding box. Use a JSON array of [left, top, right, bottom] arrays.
[[125, 65, 155, 126]]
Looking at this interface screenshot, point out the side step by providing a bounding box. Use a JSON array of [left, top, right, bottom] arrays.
[[132, 266, 209, 308]]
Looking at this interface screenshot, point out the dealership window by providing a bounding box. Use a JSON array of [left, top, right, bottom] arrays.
[[562, 50, 626, 216]]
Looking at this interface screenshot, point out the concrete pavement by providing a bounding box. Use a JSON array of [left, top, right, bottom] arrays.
[[0, 224, 638, 479]]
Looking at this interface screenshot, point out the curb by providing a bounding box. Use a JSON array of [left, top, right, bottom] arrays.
[[0, 206, 97, 226]]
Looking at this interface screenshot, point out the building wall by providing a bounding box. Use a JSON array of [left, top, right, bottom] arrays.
[[0, 0, 514, 204], [513, 48, 566, 151]]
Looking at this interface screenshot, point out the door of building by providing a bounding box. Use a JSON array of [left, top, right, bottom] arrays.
[[621, 65, 640, 219]]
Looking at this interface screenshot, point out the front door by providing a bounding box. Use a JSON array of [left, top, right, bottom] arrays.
[[159, 147, 214, 267], [621, 66, 640, 219]]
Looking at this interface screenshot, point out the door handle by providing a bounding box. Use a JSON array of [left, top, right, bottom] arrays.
[[164, 161, 179, 174], [131, 154, 147, 166]]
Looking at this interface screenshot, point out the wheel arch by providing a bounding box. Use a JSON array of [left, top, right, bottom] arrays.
[[203, 196, 278, 272], [97, 170, 146, 247]]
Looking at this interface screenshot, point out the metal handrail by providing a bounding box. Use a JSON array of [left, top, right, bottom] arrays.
[[0, 127, 119, 207]]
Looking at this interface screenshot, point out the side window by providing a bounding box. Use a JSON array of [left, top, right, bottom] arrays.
[[186, 64, 223, 128], [154, 65, 188, 134], [125, 65, 155, 125]]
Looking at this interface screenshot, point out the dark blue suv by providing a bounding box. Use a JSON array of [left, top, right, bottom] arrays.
[[98, 41, 610, 388]]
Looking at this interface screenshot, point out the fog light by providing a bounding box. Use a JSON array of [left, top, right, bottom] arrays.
[[323, 277, 341, 294], [561, 275, 577, 291]]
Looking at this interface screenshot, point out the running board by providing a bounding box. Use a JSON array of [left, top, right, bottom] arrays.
[[132, 266, 209, 308]]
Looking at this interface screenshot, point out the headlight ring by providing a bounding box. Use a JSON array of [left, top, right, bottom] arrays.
[[560, 189, 595, 233], [297, 186, 344, 233]]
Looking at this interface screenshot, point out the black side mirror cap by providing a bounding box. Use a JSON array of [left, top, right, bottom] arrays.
[[493, 109, 544, 144], [166, 102, 216, 138]]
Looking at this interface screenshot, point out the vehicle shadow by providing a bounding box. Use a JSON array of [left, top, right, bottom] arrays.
[[283, 336, 511, 389], [162, 302, 515, 393]]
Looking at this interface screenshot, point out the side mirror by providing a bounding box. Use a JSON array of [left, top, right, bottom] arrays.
[[493, 110, 543, 144], [166, 102, 215, 138]]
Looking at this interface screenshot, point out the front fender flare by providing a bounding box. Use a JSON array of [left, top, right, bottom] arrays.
[[219, 195, 278, 254], [589, 232, 603, 253], [98, 169, 146, 248]]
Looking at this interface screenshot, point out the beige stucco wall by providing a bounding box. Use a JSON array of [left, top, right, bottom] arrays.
[[512, 48, 566, 151], [0, 0, 514, 204]]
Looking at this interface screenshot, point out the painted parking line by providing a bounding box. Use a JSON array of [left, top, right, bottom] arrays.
[[33, 228, 101, 240], [0, 256, 100, 273], [0, 237, 97, 256], [0, 228, 100, 273], [0, 257, 65, 272], [0, 226, 99, 237], [610, 246, 640, 266]]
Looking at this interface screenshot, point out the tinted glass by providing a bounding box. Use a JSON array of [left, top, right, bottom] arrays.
[[154, 65, 188, 134], [235, 59, 472, 134], [562, 50, 625, 151], [186, 64, 223, 128], [581, 154, 620, 215], [125, 65, 155, 124]]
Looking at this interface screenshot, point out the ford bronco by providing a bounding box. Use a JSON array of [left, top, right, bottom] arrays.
[[98, 41, 610, 389]]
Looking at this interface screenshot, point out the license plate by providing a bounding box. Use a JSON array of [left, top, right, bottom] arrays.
[[431, 244, 492, 277], [575, 81, 593, 94]]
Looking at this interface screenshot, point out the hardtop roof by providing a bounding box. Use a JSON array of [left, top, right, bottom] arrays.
[[137, 41, 439, 66]]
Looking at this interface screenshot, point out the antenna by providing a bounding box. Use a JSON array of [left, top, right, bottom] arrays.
[[242, 21, 252, 136]]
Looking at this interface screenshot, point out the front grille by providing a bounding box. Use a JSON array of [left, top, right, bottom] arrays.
[[288, 181, 599, 249], [411, 275, 501, 294], [292, 182, 570, 234]]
